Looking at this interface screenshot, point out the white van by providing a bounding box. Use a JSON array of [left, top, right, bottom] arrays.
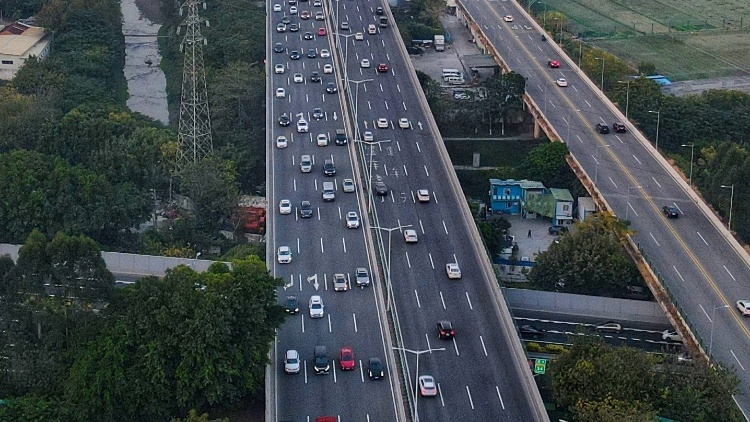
[[322, 181, 335, 201], [443, 72, 462, 80], [368, 24, 377, 35], [445, 76, 465, 85], [442, 68, 461, 76]]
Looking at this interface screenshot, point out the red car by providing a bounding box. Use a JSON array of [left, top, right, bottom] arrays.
[[317, 27, 327, 36], [339, 347, 355, 370], [548, 60, 560, 68], [377, 63, 388, 73], [300, 10, 310, 19]]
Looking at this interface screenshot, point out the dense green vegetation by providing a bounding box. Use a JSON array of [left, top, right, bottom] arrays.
[[552, 335, 742, 421], [0, 232, 283, 421]]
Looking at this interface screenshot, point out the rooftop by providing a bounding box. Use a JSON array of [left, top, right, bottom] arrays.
[[0, 22, 48, 57], [550, 188, 573, 201], [490, 179, 546, 189]]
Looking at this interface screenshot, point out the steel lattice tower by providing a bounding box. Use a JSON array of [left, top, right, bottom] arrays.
[[176, 0, 212, 171]]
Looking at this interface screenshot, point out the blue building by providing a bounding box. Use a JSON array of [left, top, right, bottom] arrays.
[[489, 179, 546, 215]]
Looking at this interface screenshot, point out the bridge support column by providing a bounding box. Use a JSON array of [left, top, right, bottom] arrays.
[[533, 116, 541, 139]]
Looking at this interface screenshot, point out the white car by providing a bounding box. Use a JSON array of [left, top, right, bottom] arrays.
[[276, 23, 287, 32], [416, 189, 430, 202], [275, 87, 286, 98], [446, 263, 461, 279], [363, 130, 373, 141], [320, 49, 330, 58], [360, 58, 371, 68], [284, 349, 300, 374], [503, 15, 514, 22], [316, 133, 328, 146], [556, 78, 568, 87], [355, 32, 364, 40], [342, 178, 356, 193], [662, 330, 682, 342], [333, 273, 348, 291], [273, 3, 282, 12], [277, 246, 292, 264], [289, 6, 297, 14], [293, 72, 303, 83], [274, 64, 285, 74], [418, 375, 438, 397], [323, 64, 333, 74], [404, 229, 418, 243], [297, 119, 309, 133], [737, 300, 750, 316], [309, 295, 324, 318], [315, 11, 325, 20], [376, 118, 389, 128], [276, 135, 288, 148], [398, 117, 410, 129], [595, 321, 622, 333], [346, 211, 360, 229], [279, 199, 292, 214]]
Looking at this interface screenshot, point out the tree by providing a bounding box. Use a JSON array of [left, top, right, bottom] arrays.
[[573, 396, 658, 422], [179, 156, 240, 234], [518, 142, 574, 189], [64, 256, 285, 421], [527, 214, 641, 296], [477, 216, 511, 256]]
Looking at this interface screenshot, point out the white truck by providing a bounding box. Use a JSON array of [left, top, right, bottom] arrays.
[[434, 35, 445, 51]]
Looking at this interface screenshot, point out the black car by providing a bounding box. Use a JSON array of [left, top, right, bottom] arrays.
[[278, 113, 291, 126], [375, 6, 384, 15], [303, 31, 314, 40], [307, 49, 317, 58], [326, 82, 337, 93], [299, 200, 313, 218], [310, 71, 321, 82], [313, 346, 330, 374], [290, 50, 300, 60], [335, 129, 347, 145], [436, 321, 455, 339], [289, 23, 299, 32], [312, 107, 324, 120], [374, 180, 388, 196], [285, 295, 299, 314], [612, 122, 627, 133], [274, 42, 284, 53], [519, 324, 544, 338], [323, 159, 336, 176], [548, 225, 568, 235], [662, 205, 679, 219], [595, 123, 610, 134], [368, 357, 384, 380], [281, 16, 291, 24]]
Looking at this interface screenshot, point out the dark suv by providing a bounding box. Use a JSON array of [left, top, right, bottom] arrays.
[[278, 114, 291, 127], [436, 321, 455, 339], [548, 225, 568, 235], [285, 295, 299, 314], [335, 129, 347, 145], [595, 123, 610, 134], [312, 107, 324, 120], [299, 201, 313, 218], [323, 159, 336, 176], [612, 122, 627, 133], [313, 346, 330, 374], [662, 205, 679, 219], [310, 71, 321, 82]]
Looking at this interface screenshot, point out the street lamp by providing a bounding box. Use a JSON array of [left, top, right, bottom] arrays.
[[346, 78, 373, 141], [616, 80, 631, 118], [720, 184, 734, 231], [356, 139, 391, 212], [648, 110, 660, 150], [594, 57, 605, 91], [594, 144, 610, 184], [392, 346, 445, 422], [625, 185, 642, 220], [372, 224, 411, 310], [709, 304, 730, 361], [681, 143, 694, 185]]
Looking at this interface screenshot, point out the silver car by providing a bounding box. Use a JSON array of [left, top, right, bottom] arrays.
[[333, 273, 348, 291], [285, 349, 300, 374], [342, 178, 355, 193], [300, 154, 312, 173], [309, 295, 324, 318], [355, 267, 370, 287]]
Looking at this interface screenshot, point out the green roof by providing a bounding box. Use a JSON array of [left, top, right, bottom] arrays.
[[550, 188, 573, 201]]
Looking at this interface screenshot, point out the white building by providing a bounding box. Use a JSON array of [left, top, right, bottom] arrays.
[[0, 21, 53, 80]]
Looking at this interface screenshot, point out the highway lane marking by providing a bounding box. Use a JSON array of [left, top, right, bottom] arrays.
[[301, 313, 305, 333], [438, 383, 446, 406], [337, 206, 342, 219], [466, 292, 473, 310], [699, 304, 712, 322], [406, 251, 412, 268], [626, 203, 638, 217], [415, 290, 421, 308], [577, 134, 583, 143], [584, 99, 592, 108], [396, 141, 402, 152], [443, 221, 449, 234], [480, 335, 488, 356], [332, 360, 337, 382], [353, 313, 358, 332], [426, 333, 433, 352], [651, 176, 662, 188], [440, 291, 447, 309], [608, 177, 618, 189], [724, 265, 736, 281], [328, 314, 332, 333], [402, 101, 407, 110], [466, 386, 474, 409], [304, 361, 308, 383], [453, 253, 459, 264], [650, 232, 661, 246], [384, 101, 389, 110], [453, 337, 460, 355], [297, 238, 301, 253], [673, 203, 684, 214], [342, 238, 347, 253], [592, 154, 599, 165], [632, 155, 642, 165], [293, 179, 297, 191], [397, 84, 401, 93], [320, 237, 324, 253], [360, 363, 365, 383], [317, 206, 321, 220], [367, 100, 371, 110], [615, 134, 624, 143], [696, 232, 708, 246], [429, 253, 435, 269], [731, 350, 746, 371], [379, 83, 384, 92], [496, 386, 505, 409], [403, 164, 408, 177], [423, 165, 429, 176], [419, 220, 425, 234], [433, 191, 439, 204]]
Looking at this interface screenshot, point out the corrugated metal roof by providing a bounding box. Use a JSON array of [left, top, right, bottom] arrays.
[[0, 23, 47, 57]]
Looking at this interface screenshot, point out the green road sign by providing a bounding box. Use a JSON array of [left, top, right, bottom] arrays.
[[534, 358, 547, 374]]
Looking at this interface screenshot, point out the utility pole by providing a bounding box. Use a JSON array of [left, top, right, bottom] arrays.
[[176, 0, 213, 172]]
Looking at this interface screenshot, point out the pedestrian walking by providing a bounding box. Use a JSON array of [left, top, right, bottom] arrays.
[[527, 229, 532, 238]]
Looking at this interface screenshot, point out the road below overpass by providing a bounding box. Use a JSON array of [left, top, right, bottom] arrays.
[[457, 0, 750, 415]]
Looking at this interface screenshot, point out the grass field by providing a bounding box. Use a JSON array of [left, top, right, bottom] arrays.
[[536, 0, 750, 80]]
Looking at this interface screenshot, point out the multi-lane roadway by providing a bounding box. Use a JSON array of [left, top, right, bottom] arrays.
[[457, 0, 750, 414]]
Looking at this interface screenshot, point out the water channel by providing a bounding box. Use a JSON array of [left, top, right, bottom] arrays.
[[122, 0, 169, 125]]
